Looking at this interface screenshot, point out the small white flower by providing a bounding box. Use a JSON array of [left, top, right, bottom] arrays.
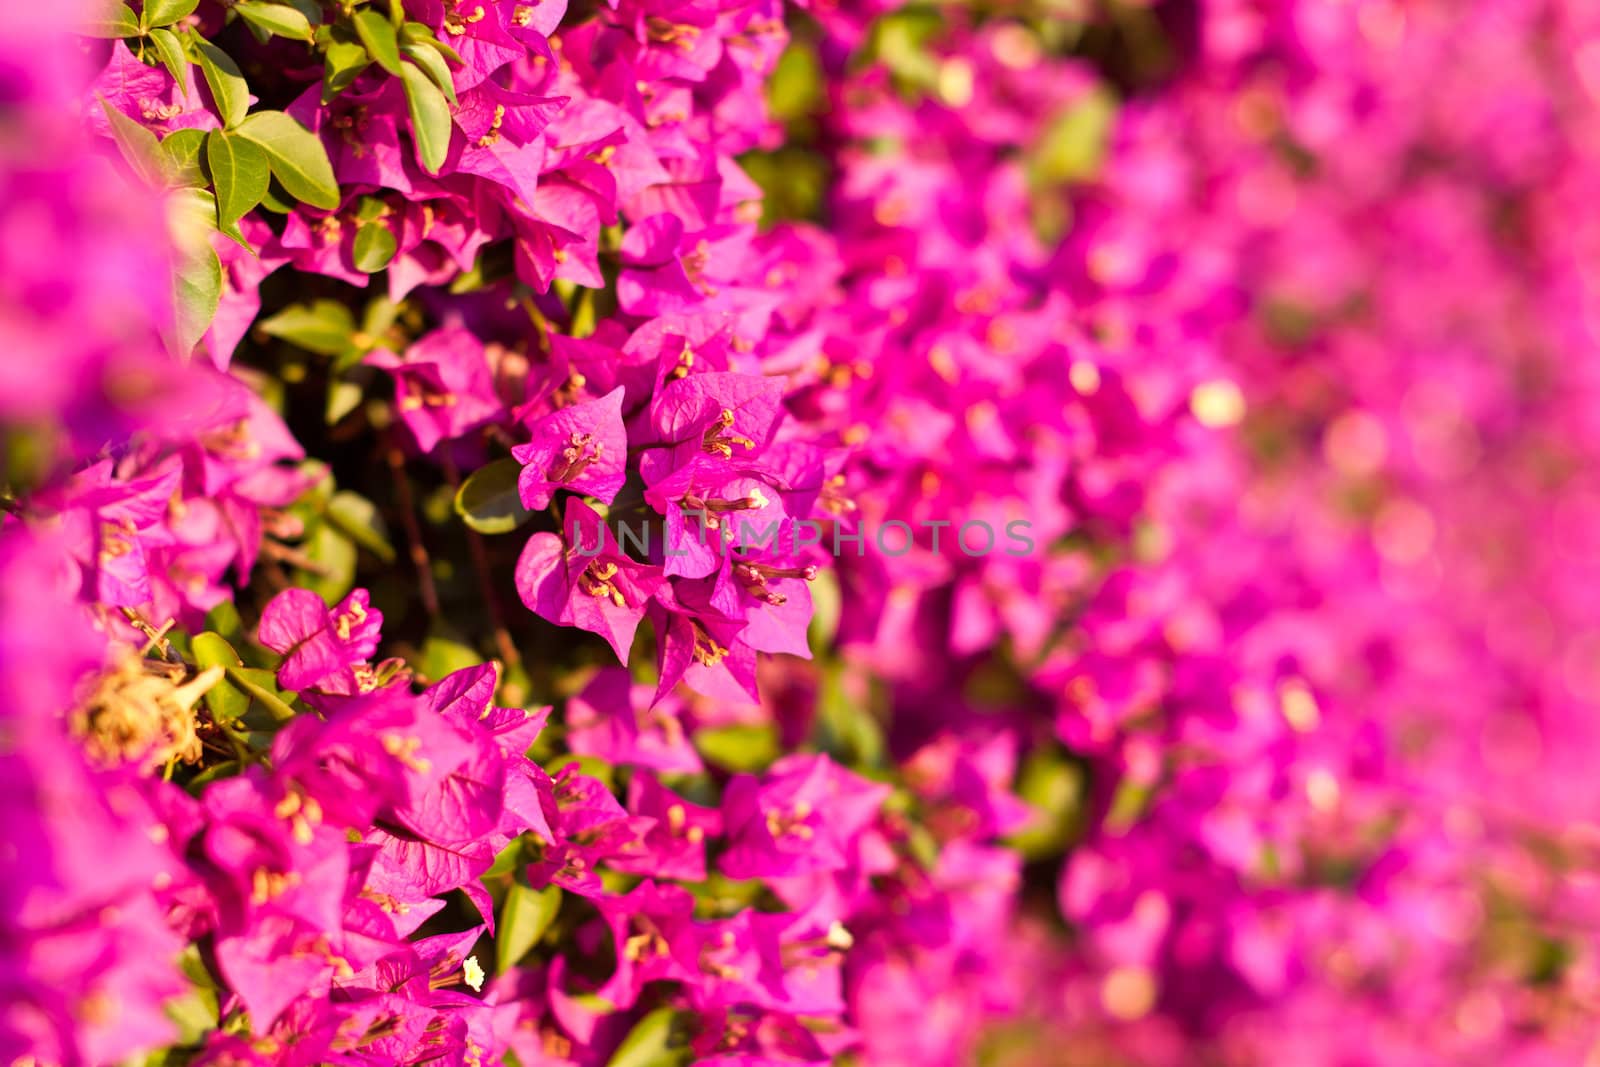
[[463, 954, 485, 992]]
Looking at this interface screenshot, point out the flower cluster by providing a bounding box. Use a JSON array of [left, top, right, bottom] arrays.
[[5, 0, 1600, 1064]]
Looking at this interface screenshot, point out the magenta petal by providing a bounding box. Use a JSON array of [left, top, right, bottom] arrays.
[[514, 531, 568, 623]]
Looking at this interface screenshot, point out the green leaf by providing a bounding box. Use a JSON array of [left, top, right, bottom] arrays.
[[567, 283, 597, 339], [569, 993, 619, 1018], [737, 146, 826, 226], [178, 944, 217, 988], [352, 220, 397, 272], [396, 20, 433, 44], [163, 982, 219, 1044], [235, 110, 340, 209], [143, 0, 199, 26], [686, 872, 765, 918], [815, 662, 884, 768], [768, 41, 822, 124], [292, 521, 358, 604], [259, 179, 296, 213], [694, 723, 780, 773], [234, 1, 314, 40], [148, 27, 189, 87], [228, 666, 298, 723], [1105, 778, 1152, 833], [906, 822, 939, 870], [165, 186, 217, 258], [362, 295, 401, 337], [258, 299, 356, 356], [419, 622, 483, 683], [205, 129, 270, 243], [326, 490, 396, 563], [353, 195, 388, 223], [160, 129, 208, 188], [399, 60, 452, 174], [204, 598, 243, 642], [1031, 87, 1118, 186], [400, 21, 463, 64], [452, 458, 532, 535], [399, 41, 456, 106], [169, 243, 223, 359], [807, 566, 840, 649], [1004, 746, 1084, 860], [189, 632, 241, 671], [184, 761, 240, 791], [484, 839, 524, 879], [280, 0, 323, 22], [605, 1008, 690, 1067], [287, 461, 335, 524], [869, 9, 942, 88], [191, 632, 249, 722], [323, 36, 371, 100], [326, 379, 365, 425], [97, 96, 168, 188], [448, 260, 487, 294], [496, 883, 561, 973], [192, 40, 250, 129], [79, 2, 139, 37], [352, 8, 404, 75]]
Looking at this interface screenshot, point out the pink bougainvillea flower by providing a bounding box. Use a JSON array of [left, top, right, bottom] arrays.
[[650, 370, 788, 465], [649, 580, 762, 704], [50, 460, 181, 609], [257, 587, 384, 695], [515, 497, 666, 662], [608, 770, 722, 882], [450, 80, 568, 205], [720, 754, 889, 881], [526, 763, 651, 897], [565, 667, 701, 772], [89, 41, 220, 137], [513, 386, 628, 510], [365, 326, 504, 454], [592, 880, 700, 1008], [643, 458, 788, 579]]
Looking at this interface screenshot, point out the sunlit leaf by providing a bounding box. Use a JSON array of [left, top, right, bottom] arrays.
[[193, 40, 250, 129], [326, 490, 396, 563], [352, 220, 397, 272], [400, 41, 456, 106], [236, 110, 340, 209], [79, 2, 139, 38], [169, 242, 223, 359], [453, 459, 533, 535], [399, 60, 452, 174], [258, 299, 356, 356], [496, 883, 562, 973], [148, 27, 189, 86], [353, 8, 403, 75], [190, 632, 249, 722], [97, 95, 167, 188], [605, 1008, 690, 1067], [143, 0, 200, 27], [234, 0, 315, 41], [205, 129, 270, 243]]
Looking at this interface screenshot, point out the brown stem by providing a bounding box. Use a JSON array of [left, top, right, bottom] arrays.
[[259, 558, 290, 594], [518, 294, 552, 357], [387, 436, 440, 617], [260, 539, 331, 576], [443, 454, 521, 673], [120, 606, 180, 663]]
